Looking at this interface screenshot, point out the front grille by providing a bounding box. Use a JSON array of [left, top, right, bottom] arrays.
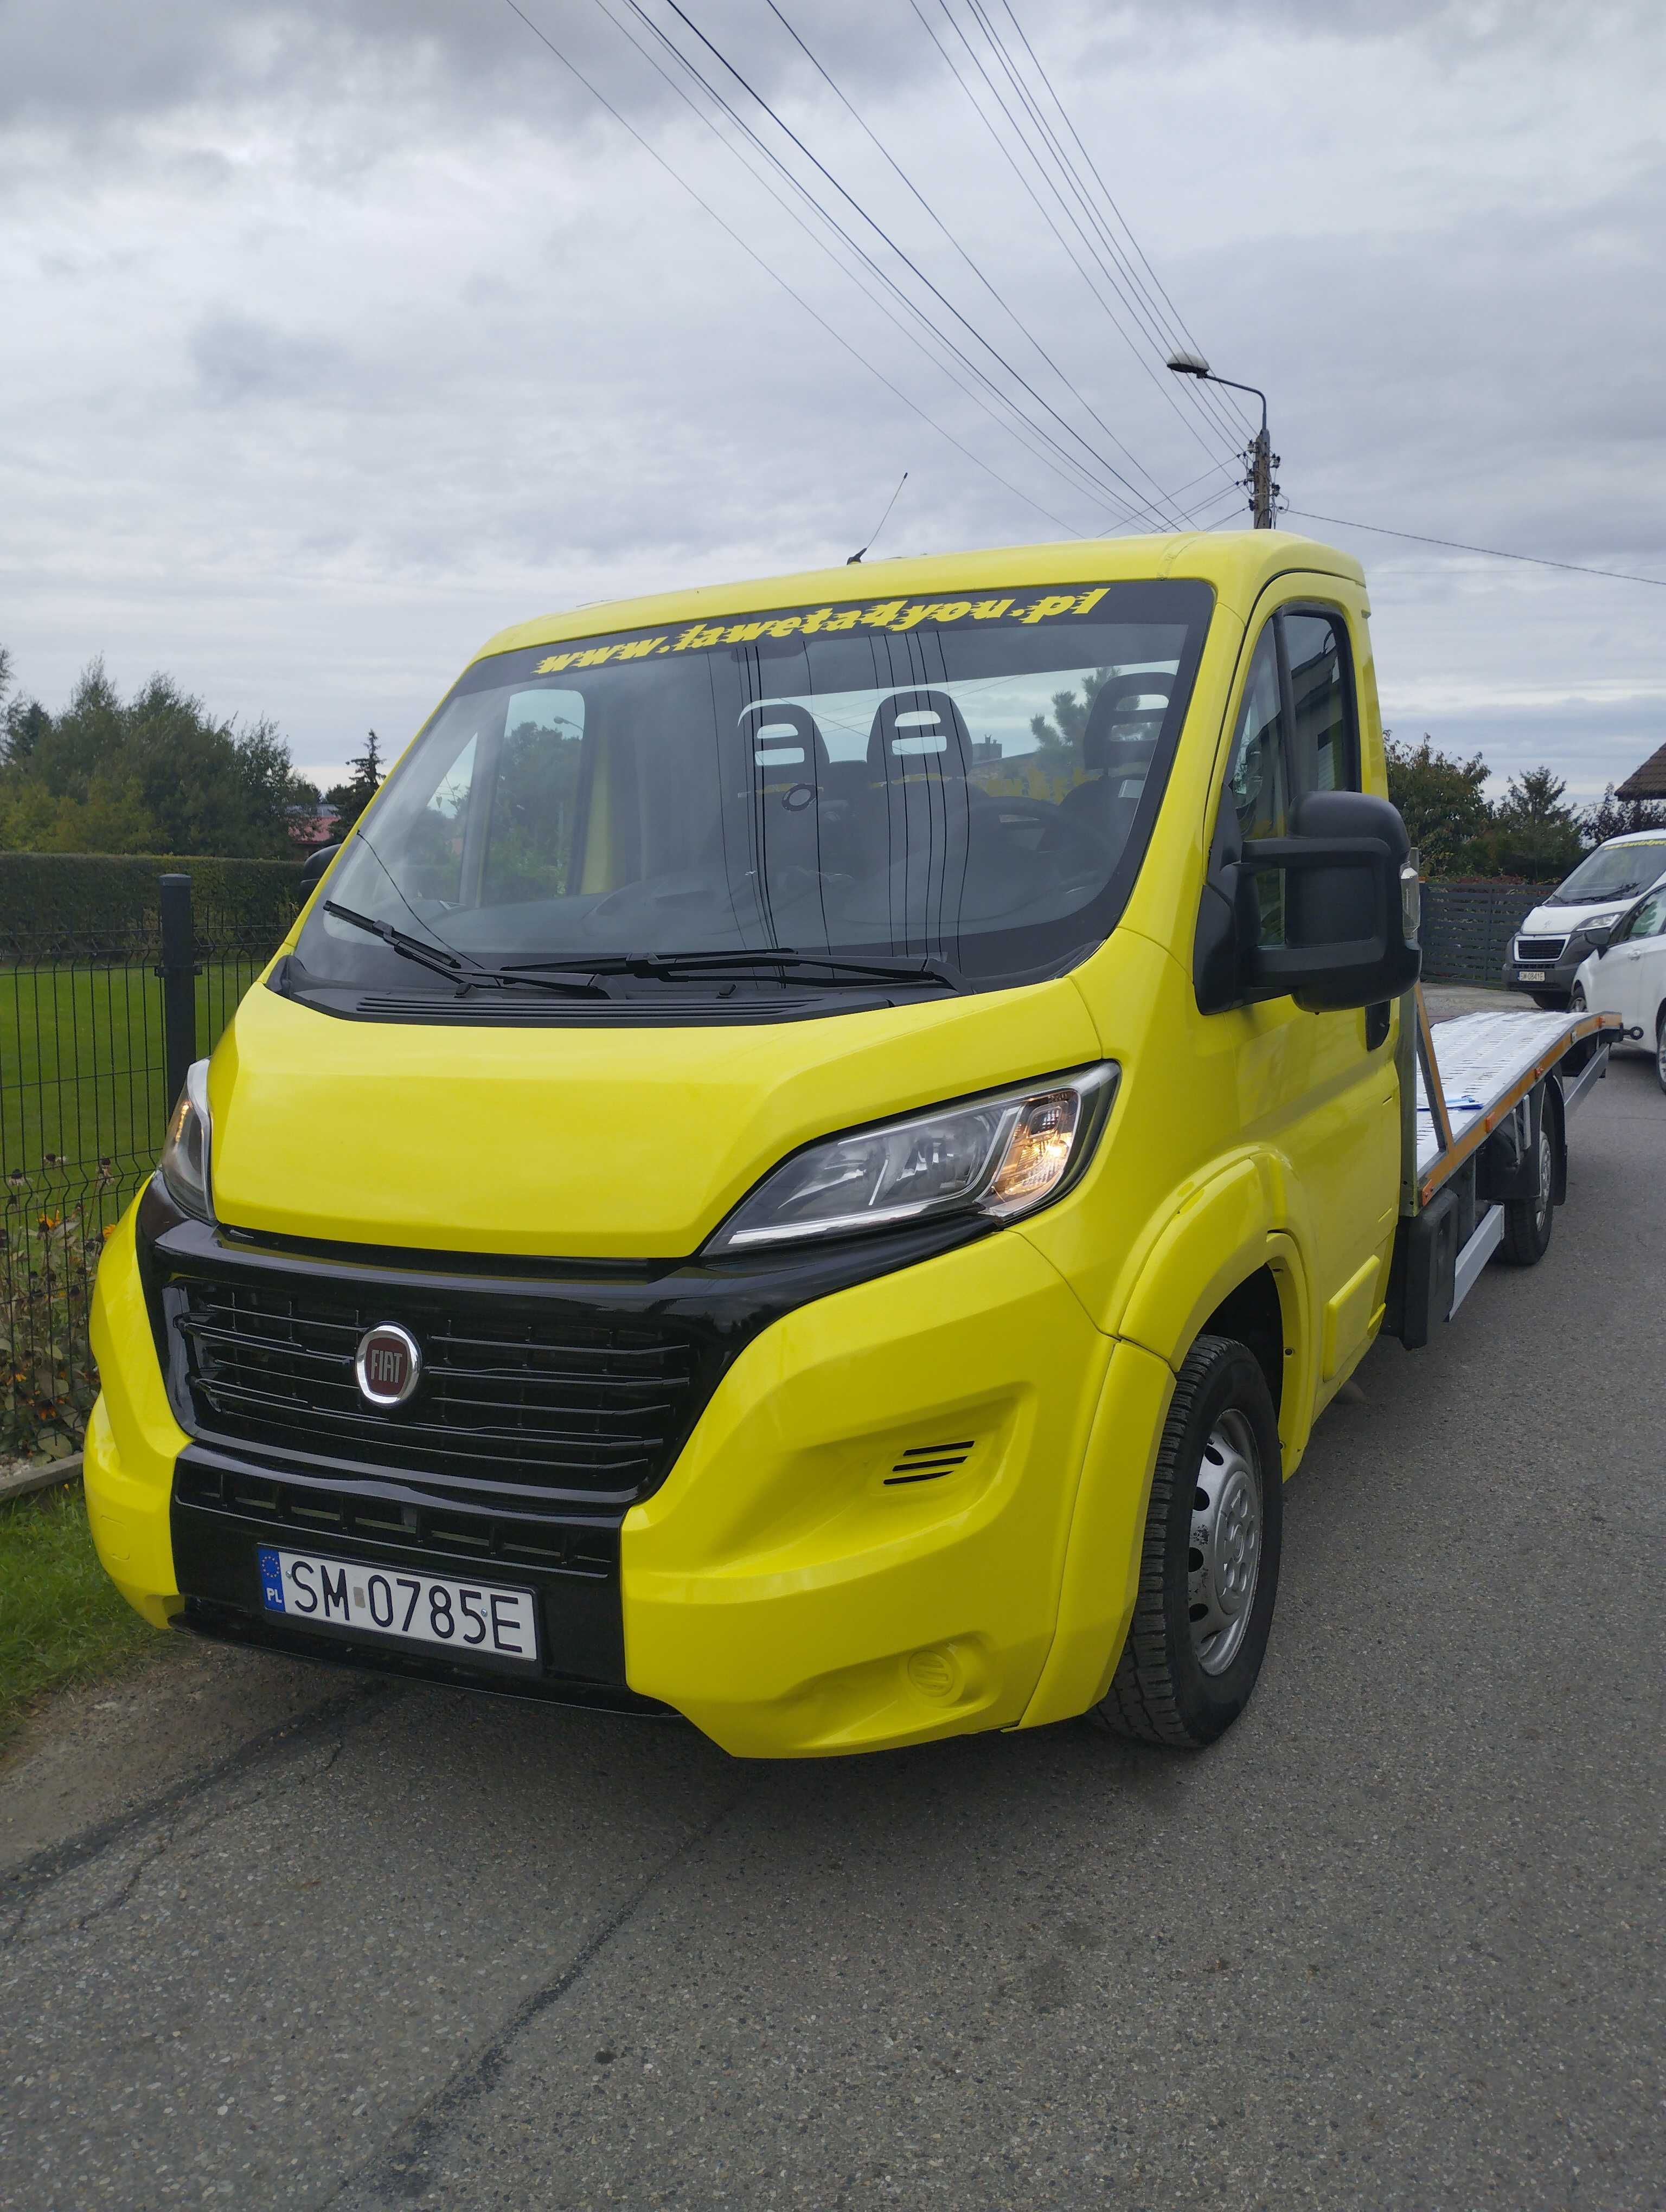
[[1515, 935, 1567, 961], [164, 1269, 711, 1506]]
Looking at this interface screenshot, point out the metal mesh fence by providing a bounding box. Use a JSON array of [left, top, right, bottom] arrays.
[[0, 879, 299, 1455]]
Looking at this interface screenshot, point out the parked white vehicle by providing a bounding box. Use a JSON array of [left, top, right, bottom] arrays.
[[1571, 881, 1666, 1091], [1503, 829, 1666, 1008]]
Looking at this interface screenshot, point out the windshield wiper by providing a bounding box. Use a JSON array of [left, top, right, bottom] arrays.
[[323, 903, 605, 996], [501, 946, 962, 991]]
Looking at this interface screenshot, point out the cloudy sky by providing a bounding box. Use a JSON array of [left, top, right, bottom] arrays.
[[2, 0, 1663, 799]]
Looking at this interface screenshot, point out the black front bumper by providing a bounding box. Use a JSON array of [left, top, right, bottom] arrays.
[[170, 1444, 668, 1711], [139, 1175, 991, 1713]]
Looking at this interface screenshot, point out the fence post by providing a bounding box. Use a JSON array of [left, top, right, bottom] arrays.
[[159, 872, 196, 1109]]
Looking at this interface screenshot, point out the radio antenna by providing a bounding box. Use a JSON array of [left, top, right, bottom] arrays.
[[846, 471, 908, 564]]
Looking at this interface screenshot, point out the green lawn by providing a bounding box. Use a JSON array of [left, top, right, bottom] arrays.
[[0, 959, 261, 1188], [0, 1482, 158, 1752]]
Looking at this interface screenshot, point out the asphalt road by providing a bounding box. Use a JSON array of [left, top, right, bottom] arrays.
[[3, 1037, 1663, 2211]]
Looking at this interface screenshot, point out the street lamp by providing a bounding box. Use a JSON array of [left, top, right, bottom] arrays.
[[1166, 353, 1280, 529]]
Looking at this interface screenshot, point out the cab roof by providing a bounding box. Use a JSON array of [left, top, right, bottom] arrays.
[[472, 529, 1365, 665]]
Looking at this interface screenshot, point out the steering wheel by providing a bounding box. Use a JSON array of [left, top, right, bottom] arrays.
[[986, 797, 1116, 882]]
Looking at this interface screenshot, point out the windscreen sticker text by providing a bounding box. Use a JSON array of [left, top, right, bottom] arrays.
[[533, 587, 1111, 676]]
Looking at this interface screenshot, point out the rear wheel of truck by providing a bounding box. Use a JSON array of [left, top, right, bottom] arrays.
[[1093, 1334, 1283, 1750], [1498, 1092, 1555, 1265]]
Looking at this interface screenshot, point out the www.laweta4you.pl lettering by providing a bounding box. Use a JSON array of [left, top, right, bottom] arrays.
[[533, 586, 1110, 675]]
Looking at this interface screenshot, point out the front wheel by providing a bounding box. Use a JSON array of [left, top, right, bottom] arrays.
[[1093, 1334, 1283, 1749], [1571, 983, 1587, 1013], [1656, 1009, 1666, 1096]]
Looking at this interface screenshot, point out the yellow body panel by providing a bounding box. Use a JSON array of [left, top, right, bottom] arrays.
[[86, 1198, 189, 1630], [85, 531, 1405, 1755]]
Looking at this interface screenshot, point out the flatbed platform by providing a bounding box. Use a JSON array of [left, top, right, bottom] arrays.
[[1414, 1005, 1614, 1187]]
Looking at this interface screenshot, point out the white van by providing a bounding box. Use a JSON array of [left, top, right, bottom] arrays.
[[1503, 828, 1666, 1007]]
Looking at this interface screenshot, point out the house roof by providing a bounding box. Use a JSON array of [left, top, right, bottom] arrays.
[[1618, 738, 1666, 799]]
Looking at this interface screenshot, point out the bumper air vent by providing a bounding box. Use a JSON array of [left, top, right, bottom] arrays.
[[886, 1440, 976, 1485]]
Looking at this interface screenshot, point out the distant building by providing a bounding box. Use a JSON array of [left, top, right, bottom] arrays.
[[970, 737, 1003, 768], [1617, 739, 1666, 802], [286, 801, 340, 854]]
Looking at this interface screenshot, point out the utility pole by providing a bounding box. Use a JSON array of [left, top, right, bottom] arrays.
[[1245, 421, 1280, 530], [1167, 353, 1280, 528]]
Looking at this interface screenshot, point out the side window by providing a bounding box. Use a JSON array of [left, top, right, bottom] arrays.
[[402, 732, 478, 904], [1223, 627, 1289, 946], [1618, 889, 1666, 942], [1283, 612, 1359, 797], [482, 688, 587, 905]]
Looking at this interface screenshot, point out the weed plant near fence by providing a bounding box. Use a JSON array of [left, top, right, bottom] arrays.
[[0, 871, 301, 1457]]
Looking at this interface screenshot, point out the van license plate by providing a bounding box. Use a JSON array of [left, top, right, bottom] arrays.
[[1518, 969, 1547, 982], [257, 1546, 540, 1664]]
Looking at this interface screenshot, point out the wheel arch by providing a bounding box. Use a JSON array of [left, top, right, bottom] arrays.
[[1018, 1187, 1314, 1732]]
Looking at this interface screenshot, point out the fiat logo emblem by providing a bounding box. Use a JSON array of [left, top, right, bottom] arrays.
[[355, 1322, 421, 1408]]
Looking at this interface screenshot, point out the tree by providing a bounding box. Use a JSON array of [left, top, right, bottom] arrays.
[[0, 644, 49, 769], [1580, 783, 1666, 848], [1027, 668, 1118, 773], [1383, 734, 1491, 871], [0, 651, 315, 857], [1481, 762, 1584, 879], [325, 731, 387, 834]]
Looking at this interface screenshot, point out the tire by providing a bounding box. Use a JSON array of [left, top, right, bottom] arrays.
[[1498, 1091, 1555, 1265], [1093, 1334, 1283, 1749], [1530, 991, 1569, 1011], [1571, 983, 1587, 1013], [1656, 1009, 1666, 1096]]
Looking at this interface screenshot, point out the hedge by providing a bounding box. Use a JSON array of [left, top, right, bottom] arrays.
[[0, 852, 306, 952]]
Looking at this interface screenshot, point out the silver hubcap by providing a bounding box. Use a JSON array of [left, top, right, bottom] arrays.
[[1189, 1409, 1263, 1675], [1535, 1122, 1553, 1232]]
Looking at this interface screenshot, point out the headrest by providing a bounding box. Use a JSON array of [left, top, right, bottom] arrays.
[[866, 688, 972, 775], [741, 701, 829, 783], [1081, 676, 1173, 773]]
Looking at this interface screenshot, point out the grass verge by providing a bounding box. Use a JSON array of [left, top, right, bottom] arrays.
[[0, 1481, 157, 1753]]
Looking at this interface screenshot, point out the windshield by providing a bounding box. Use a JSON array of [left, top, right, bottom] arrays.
[[1549, 839, 1666, 905], [289, 579, 1212, 1005]]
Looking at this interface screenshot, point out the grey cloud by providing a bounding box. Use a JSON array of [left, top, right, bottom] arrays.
[[2, 0, 1664, 799], [189, 313, 351, 407]]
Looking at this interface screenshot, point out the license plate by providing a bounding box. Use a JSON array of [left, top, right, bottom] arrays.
[[257, 1546, 540, 1665], [1518, 970, 1546, 982]]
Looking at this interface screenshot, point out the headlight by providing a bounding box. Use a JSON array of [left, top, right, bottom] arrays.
[[709, 1064, 1118, 1252], [158, 1058, 213, 1221]]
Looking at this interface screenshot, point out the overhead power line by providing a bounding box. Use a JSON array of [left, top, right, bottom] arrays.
[[913, 0, 1237, 472], [598, 0, 1148, 525], [595, 0, 1159, 527], [761, 0, 1186, 528], [631, 0, 1187, 527], [994, 0, 1252, 444], [958, 0, 1244, 455], [1285, 510, 1666, 589], [498, 0, 1085, 536]]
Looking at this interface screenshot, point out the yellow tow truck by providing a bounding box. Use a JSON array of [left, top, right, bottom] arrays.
[[85, 533, 1614, 1755]]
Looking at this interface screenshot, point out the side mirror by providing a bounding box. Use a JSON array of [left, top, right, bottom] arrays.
[[299, 840, 341, 891], [1583, 921, 1614, 952], [1196, 789, 1421, 1015]]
